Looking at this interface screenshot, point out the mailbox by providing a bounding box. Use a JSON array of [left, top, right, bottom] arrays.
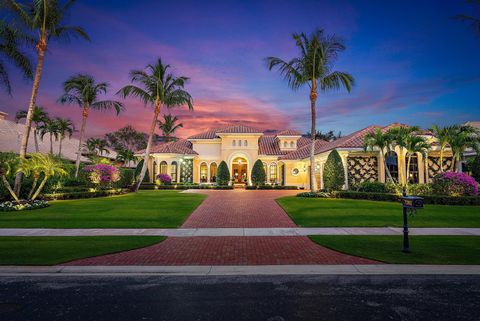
[[401, 196, 424, 209]]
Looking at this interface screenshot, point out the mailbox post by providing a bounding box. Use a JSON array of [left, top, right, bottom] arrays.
[[400, 192, 424, 253]]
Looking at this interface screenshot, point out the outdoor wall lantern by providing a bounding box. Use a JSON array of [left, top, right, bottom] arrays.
[[400, 190, 424, 253]]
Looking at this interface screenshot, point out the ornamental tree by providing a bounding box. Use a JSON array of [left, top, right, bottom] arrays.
[[217, 161, 230, 186], [323, 149, 345, 191], [83, 164, 120, 189], [251, 160, 266, 186]]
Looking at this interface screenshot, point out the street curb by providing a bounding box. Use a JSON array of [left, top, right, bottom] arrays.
[[0, 265, 479, 276]]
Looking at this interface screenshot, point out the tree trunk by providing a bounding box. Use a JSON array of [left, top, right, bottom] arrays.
[[381, 150, 394, 183], [33, 128, 39, 152], [406, 154, 412, 185], [14, 34, 47, 195], [75, 104, 89, 178], [49, 133, 53, 154], [58, 137, 63, 157], [133, 102, 161, 192], [31, 175, 48, 201], [2, 175, 20, 203], [27, 175, 39, 200], [309, 88, 317, 192], [439, 147, 444, 173]]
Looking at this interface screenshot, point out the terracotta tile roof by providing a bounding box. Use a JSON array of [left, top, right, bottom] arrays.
[[188, 124, 263, 139], [280, 139, 330, 160], [188, 129, 218, 139], [276, 129, 302, 136], [136, 139, 197, 155], [258, 135, 288, 156], [297, 137, 311, 148]]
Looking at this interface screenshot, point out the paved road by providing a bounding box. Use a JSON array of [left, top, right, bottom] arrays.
[[0, 275, 479, 321]]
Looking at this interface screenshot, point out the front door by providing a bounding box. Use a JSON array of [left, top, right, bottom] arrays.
[[232, 157, 248, 184]]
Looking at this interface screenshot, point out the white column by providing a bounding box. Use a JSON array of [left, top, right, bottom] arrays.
[[320, 162, 324, 190], [343, 155, 349, 190], [207, 163, 211, 183]]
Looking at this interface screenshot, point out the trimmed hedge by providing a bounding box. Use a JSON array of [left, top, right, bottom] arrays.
[[323, 149, 345, 191], [246, 185, 298, 190], [296, 190, 480, 206], [42, 189, 129, 200], [139, 183, 233, 190]]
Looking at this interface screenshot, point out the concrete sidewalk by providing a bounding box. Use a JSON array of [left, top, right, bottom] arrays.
[[0, 264, 479, 275], [0, 227, 479, 236]]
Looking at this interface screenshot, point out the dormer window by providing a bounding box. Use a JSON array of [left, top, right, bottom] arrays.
[[290, 141, 295, 148], [244, 140, 248, 147], [283, 141, 287, 148], [238, 140, 242, 147], [232, 140, 236, 146]]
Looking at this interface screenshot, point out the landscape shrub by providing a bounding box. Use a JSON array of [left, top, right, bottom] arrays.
[[157, 173, 172, 185], [351, 181, 387, 193], [251, 160, 266, 186], [0, 200, 49, 212], [83, 164, 121, 189], [323, 149, 345, 191], [469, 155, 480, 183], [42, 189, 128, 200], [115, 168, 135, 188], [432, 172, 478, 196], [246, 185, 298, 190], [407, 183, 432, 196], [217, 161, 230, 185], [296, 191, 331, 198]]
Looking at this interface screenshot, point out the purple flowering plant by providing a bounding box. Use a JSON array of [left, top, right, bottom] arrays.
[[432, 172, 478, 196], [157, 173, 172, 184], [83, 164, 120, 188]]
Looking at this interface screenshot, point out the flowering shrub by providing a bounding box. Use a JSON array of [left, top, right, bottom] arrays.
[[157, 173, 172, 185], [432, 172, 478, 196], [83, 164, 120, 189], [0, 200, 49, 212]]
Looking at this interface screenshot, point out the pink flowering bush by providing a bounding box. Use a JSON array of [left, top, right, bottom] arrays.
[[83, 164, 120, 189], [157, 173, 172, 185], [432, 172, 478, 196]]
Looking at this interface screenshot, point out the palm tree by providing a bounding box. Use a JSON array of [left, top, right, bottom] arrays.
[[5, 0, 90, 193], [116, 148, 135, 167], [0, 20, 34, 94], [38, 117, 58, 154], [85, 137, 109, 157], [454, 0, 480, 36], [387, 126, 420, 185], [54, 117, 74, 157], [59, 74, 123, 177], [405, 135, 431, 184], [266, 29, 354, 191], [447, 125, 480, 172], [364, 128, 394, 183], [117, 58, 193, 192], [429, 125, 452, 172], [15, 106, 48, 152], [158, 114, 183, 142], [0, 152, 20, 203]]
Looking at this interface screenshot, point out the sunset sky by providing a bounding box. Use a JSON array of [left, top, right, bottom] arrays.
[[1, 0, 480, 139]]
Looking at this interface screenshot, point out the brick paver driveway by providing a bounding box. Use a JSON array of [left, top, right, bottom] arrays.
[[65, 190, 378, 266]]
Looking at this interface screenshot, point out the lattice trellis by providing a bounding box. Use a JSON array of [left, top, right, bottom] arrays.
[[180, 159, 193, 183], [428, 157, 453, 179], [347, 156, 378, 185]]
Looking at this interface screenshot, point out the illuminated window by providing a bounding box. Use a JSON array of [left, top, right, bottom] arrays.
[[200, 162, 208, 183], [210, 162, 217, 182], [263, 162, 268, 182], [385, 151, 398, 182], [171, 161, 177, 182], [269, 163, 277, 183], [406, 153, 419, 184], [160, 161, 168, 174]]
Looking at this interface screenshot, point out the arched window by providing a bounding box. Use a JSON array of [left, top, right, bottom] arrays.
[[232, 140, 236, 147], [238, 140, 242, 147], [200, 162, 208, 183], [406, 153, 419, 184], [244, 140, 248, 147], [283, 141, 287, 148], [290, 141, 295, 148], [210, 162, 217, 183], [385, 151, 398, 182], [152, 161, 157, 180], [160, 161, 168, 175], [263, 162, 268, 182], [171, 161, 178, 182], [269, 163, 277, 183]]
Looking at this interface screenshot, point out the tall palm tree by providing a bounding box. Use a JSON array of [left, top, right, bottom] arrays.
[[405, 135, 431, 184], [454, 0, 480, 36], [15, 105, 48, 152], [266, 29, 354, 191], [387, 125, 420, 185], [364, 128, 394, 183], [85, 137, 109, 157], [429, 125, 452, 172], [38, 117, 58, 154], [118, 58, 193, 192], [54, 117, 74, 157], [158, 114, 183, 142], [447, 125, 479, 172], [58, 74, 123, 177], [116, 148, 135, 167], [0, 20, 34, 94], [5, 0, 90, 193]]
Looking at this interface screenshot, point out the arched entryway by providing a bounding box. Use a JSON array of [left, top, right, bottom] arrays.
[[232, 156, 248, 184]]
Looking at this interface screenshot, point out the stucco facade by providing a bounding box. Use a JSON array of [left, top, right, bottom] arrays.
[[135, 124, 453, 189]]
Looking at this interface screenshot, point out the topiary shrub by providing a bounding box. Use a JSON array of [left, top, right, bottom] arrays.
[[471, 155, 480, 183], [251, 160, 266, 186], [323, 149, 345, 191], [432, 172, 478, 196], [217, 161, 230, 186]]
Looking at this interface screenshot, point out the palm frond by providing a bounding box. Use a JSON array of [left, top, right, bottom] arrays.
[[90, 100, 124, 115]]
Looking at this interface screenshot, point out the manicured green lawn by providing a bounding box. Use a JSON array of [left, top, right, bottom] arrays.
[[277, 197, 480, 227], [0, 236, 165, 265], [0, 191, 206, 228], [310, 235, 480, 264]]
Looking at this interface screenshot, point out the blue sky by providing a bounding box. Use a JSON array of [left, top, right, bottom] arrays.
[[1, 0, 479, 137]]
